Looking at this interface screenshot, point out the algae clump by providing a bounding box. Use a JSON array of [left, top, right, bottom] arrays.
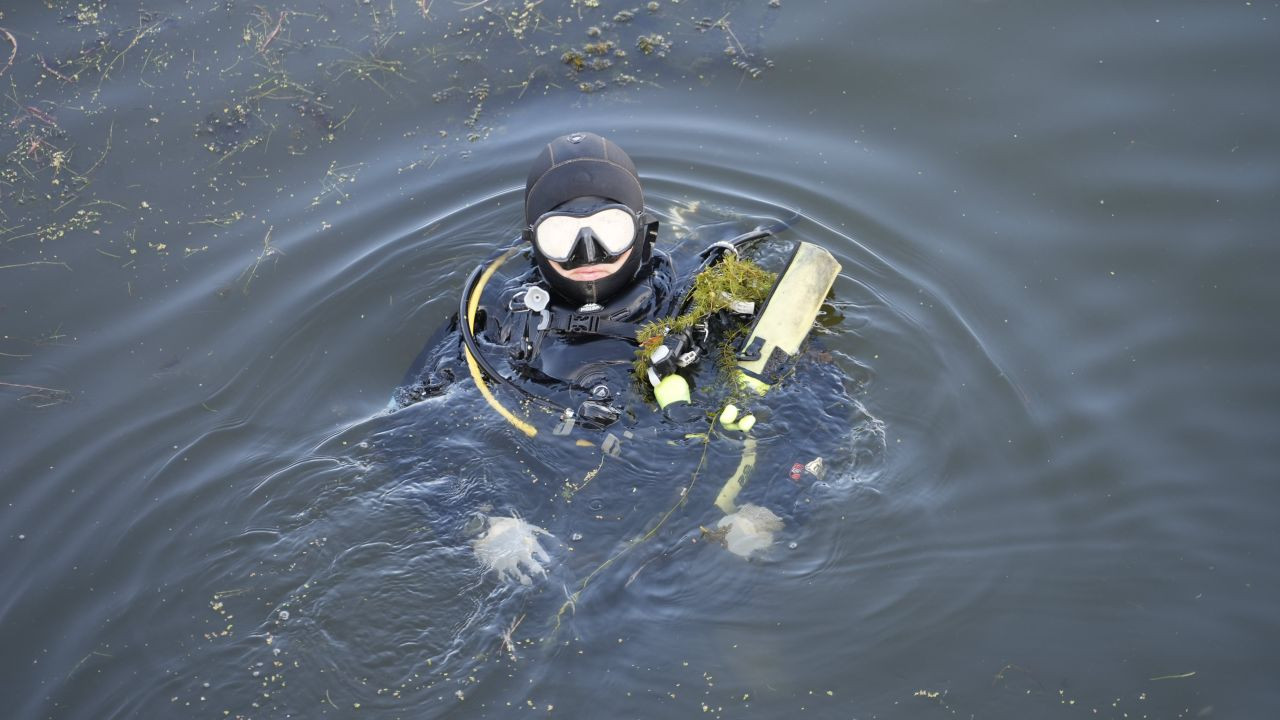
[[633, 254, 777, 389]]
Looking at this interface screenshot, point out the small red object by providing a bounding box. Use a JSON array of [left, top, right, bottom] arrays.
[[789, 463, 804, 481]]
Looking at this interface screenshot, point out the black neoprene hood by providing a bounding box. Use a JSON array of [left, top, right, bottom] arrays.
[[523, 132, 655, 307], [524, 132, 645, 227]]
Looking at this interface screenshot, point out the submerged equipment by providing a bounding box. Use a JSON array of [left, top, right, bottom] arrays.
[[713, 240, 841, 514]]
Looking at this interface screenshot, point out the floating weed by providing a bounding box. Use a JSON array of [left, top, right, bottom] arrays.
[[252, 10, 291, 55], [909, 663, 1203, 718], [95, 16, 168, 89], [64, 1, 108, 28], [245, 67, 316, 104], [198, 103, 260, 155], [561, 49, 586, 71], [0, 380, 73, 407], [431, 86, 461, 103], [483, 0, 550, 43], [701, 13, 773, 79], [310, 161, 364, 207], [329, 49, 409, 97], [136, 45, 172, 84], [290, 96, 341, 137], [563, 40, 623, 75], [0, 26, 15, 78], [188, 210, 245, 227], [238, 226, 283, 295], [635, 33, 671, 57], [36, 206, 100, 243], [463, 82, 492, 128], [632, 254, 777, 390], [42, 36, 110, 85]]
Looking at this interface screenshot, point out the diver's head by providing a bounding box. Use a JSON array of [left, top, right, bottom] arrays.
[[524, 132, 658, 306]]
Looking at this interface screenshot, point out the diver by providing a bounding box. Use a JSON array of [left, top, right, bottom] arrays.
[[395, 131, 850, 581], [396, 131, 675, 427]]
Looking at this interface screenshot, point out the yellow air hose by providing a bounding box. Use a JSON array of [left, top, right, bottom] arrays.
[[463, 248, 538, 437]]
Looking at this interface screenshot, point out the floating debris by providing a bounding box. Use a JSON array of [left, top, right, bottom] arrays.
[[198, 105, 259, 155], [636, 33, 671, 57], [561, 49, 587, 71]]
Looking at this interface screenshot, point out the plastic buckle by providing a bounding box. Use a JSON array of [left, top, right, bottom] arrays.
[[553, 408, 576, 436], [567, 314, 600, 334]]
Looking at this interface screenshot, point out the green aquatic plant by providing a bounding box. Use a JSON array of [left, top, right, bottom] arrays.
[[633, 253, 777, 389], [560, 48, 586, 71], [635, 33, 671, 57]]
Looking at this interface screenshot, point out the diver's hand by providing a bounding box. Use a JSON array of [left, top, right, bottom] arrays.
[[713, 503, 784, 559], [472, 516, 554, 585]]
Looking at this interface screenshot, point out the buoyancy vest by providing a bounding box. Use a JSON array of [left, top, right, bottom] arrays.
[[468, 251, 676, 422]]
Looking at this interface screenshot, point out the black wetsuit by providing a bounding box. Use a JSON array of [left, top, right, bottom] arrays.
[[396, 248, 675, 418]]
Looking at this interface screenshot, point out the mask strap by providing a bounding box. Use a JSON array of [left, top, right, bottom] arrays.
[[640, 213, 659, 262]]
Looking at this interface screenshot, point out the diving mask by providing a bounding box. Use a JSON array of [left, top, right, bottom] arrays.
[[529, 201, 643, 269]]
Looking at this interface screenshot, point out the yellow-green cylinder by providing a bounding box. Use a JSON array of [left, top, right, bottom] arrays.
[[654, 374, 691, 408]]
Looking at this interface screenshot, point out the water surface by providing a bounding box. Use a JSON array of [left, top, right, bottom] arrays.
[[2, 1, 1278, 718]]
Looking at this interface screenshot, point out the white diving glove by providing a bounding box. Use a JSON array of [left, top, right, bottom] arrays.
[[472, 515, 554, 585], [714, 503, 784, 559]]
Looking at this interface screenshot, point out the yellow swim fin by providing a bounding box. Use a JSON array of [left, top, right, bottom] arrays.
[[735, 242, 841, 394]]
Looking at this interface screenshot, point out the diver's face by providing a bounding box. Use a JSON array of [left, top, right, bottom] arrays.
[[548, 248, 633, 281]]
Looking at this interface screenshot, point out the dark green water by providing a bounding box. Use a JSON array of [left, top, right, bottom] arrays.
[[2, 1, 1278, 718]]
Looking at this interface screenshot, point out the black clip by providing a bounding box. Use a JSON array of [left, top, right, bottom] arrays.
[[567, 313, 600, 334], [737, 335, 765, 362]]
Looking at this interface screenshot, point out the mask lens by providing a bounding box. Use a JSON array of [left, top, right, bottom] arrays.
[[533, 214, 583, 261], [533, 206, 639, 262], [587, 208, 638, 254]]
